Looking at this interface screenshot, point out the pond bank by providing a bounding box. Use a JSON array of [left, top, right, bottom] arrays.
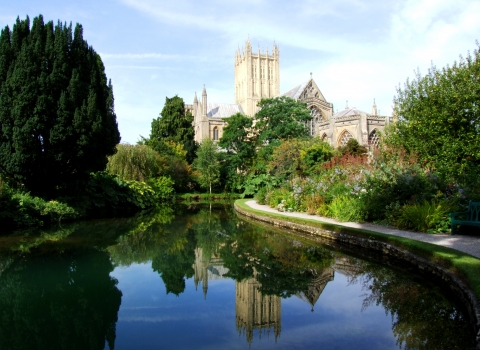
[[234, 199, 480, 348]]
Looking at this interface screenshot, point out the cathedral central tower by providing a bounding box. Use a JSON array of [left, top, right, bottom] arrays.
[[234, 38, 280, 116]]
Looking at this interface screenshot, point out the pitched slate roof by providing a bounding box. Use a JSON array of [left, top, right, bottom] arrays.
[[332, 107, 367, 118], [281, 81, 309, 99], [206, 103, 244, 119]]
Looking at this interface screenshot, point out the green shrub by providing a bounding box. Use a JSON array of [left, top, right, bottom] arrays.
[[395, 199, 455, 233], [361, 164, 445, 221], [267, 188, 291, 209], [83, 172, 173, 216], [255, 187, 268, 205], [241, 174, 280, 198], [0, 190, 79, 229], [148, 177, 175, 200], [327, 195, 364, 222]]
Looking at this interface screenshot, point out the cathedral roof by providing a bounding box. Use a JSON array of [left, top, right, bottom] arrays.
[[332, 107, 368, 118], [206, 103, 244, 119], [281, 81, 309, 99]]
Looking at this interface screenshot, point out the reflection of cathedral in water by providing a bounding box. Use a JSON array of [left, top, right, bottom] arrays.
[[193, 247, 229, 299], [295, 268, 335, 312], [236, 275, 282, 344], [192, 247, 361, 343], [295, 256, 363, 311]]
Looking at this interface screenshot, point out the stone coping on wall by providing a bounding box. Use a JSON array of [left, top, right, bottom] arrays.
[[234, 200, 480, 348]]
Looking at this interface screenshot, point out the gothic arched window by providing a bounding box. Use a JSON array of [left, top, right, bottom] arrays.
[[321, 133, 328, 142], [369, 129, 380, 148], [213, 127, 219, 141], [310, 106, 323, 121], [338, 130, 353, 147]]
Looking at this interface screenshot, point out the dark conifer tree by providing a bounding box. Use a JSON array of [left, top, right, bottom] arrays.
[[0, 15, 120, 197], [149, 95, 196, 163]]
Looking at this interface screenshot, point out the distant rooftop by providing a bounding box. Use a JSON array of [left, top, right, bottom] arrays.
[[206, 103, 244, 119], [332, 107, 368, 118], [281, 81, 309, 99]]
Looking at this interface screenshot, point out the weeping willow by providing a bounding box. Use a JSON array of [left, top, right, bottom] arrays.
[[106, 144, 166, 181]]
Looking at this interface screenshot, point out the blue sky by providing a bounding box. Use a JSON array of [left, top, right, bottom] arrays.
[[1, 0, 479, 144]]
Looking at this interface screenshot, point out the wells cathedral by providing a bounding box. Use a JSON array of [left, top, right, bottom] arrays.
[[186, 38, 392, 148]]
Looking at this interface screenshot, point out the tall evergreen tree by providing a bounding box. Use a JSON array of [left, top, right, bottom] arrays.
[[149, 95, 196, 163], [0, 15, 120, 197]]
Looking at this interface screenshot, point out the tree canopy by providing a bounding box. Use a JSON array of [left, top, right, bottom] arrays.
[[386, 44, 480, 182], [149, 95, 196, 163], [193, 138, 220, 194], [254, 96, 312, 144], [106, 143, 166, 182], [217, 113, 255, 190], [218, 112, 255, 171], [0, 15, 120, 197]]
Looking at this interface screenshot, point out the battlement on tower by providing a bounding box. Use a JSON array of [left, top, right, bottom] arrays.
[[234, 38, 280, 116]]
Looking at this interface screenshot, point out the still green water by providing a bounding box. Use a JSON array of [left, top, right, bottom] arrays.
[[0, 203, 475, 350]]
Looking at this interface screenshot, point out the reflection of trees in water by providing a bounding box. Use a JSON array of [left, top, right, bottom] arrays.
[[220, 228, 335, 297], [2, 205, 176, 256], [358, 266, 475, 350], [0, 250, 122, 350], [108, 209, 195, 295], [107, 205, 239, 296], [151, 229, 196, 295]]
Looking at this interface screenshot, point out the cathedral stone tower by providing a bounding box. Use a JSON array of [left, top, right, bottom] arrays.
[[235, 38, 280, 116]]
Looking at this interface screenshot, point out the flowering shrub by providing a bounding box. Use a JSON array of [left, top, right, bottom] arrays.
[[258, 146, 473, 233]]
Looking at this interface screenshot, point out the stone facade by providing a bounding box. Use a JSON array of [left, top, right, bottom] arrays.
[[235, 38, 280, 116], [188, 39, 392, 148]]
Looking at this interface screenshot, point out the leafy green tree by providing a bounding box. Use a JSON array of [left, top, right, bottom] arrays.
[[386, 44, 480, 183], [219, 112, 255, 172], [254, 96, 312, 144], [268, 139, 303, 180], [218, 113, 255, 191], [193, 138, 220, 194], [149, 95, 196, 163], [106, 143, 166, 181], [0, 15, 120, 198], [252, 97, 312, 174], [300, 138, 336, 174]]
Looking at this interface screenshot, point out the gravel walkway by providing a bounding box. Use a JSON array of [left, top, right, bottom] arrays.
[[245, 200, 480, 259]]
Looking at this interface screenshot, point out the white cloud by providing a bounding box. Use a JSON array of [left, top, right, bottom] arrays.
[[390, 0, 480, 66]]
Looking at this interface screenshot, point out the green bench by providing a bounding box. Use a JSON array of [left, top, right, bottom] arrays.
[[449, 201, 480, 235]]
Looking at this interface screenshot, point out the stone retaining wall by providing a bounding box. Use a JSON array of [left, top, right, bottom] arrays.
[[235, 202, 480, 349]]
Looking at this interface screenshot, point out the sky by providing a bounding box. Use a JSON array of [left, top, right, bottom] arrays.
[[1, 0, 479, 144]]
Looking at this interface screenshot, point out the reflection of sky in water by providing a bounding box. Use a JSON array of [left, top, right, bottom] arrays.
[[109, 263, 397, 350]]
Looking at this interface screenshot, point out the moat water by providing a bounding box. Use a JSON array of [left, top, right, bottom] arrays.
[[0, 203, 475, 350]]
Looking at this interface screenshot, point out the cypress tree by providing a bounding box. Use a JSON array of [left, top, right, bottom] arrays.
[[0, 15, 120, 197], [149, 95, 196, 163]]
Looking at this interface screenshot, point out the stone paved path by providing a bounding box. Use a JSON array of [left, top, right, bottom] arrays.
[[245, 200, 480, 259]]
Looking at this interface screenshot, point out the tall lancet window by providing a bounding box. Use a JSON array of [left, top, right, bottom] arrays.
[[213, 127, 219, 141]]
